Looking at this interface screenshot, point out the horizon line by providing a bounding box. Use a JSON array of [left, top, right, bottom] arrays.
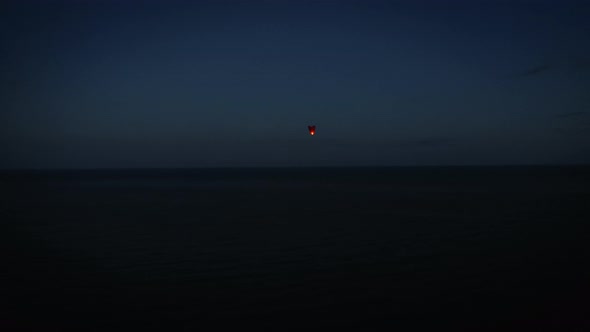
[[1, 163, 589, 172]]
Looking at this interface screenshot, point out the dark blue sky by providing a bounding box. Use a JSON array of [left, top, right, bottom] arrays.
[[1, 0, 589, 168]]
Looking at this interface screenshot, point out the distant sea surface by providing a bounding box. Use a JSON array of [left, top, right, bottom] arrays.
[[1, 166, 589, 331]]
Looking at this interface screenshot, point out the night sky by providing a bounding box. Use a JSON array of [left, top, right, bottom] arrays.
[[1, 0, 589, 168]]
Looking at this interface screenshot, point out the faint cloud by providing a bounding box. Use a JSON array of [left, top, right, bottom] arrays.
[[572, 58, 590, 69], [554, 111, 590, 137], [513, 64, 553, 78], [555, 111, 588, 119], [395, 137, 454, 148], [509, 57, 590, 79], [294, 136, 456, 150], [555, 126, 590, 136]]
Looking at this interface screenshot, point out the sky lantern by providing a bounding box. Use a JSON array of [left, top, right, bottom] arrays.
[[308, 125, 316, 136]]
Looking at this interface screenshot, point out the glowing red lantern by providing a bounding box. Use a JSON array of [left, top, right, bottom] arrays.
[[308, 125, 316, 136]]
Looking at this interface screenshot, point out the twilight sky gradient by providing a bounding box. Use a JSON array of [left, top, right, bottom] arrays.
[[1, 0, 589, 168]]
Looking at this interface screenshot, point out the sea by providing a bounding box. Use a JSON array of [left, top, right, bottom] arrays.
[[1, 166, 589, 331]]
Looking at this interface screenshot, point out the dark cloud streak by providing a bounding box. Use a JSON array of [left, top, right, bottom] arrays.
[[513, 64, 553, 78]]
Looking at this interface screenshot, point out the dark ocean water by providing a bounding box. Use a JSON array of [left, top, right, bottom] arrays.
[[1, 166, 589, 331]]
